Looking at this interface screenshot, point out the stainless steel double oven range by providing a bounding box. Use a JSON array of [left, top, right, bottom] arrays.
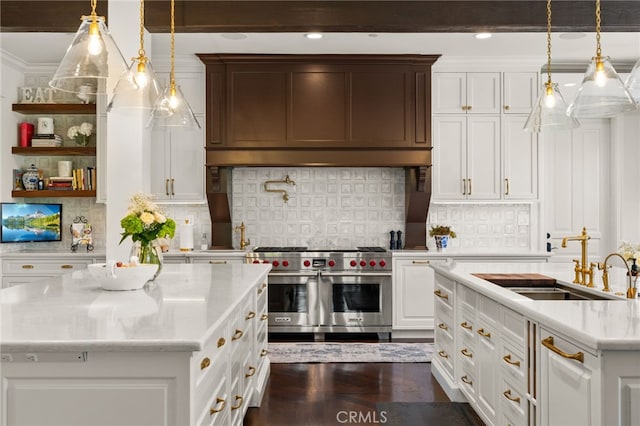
[[247, 247, 392, 341]]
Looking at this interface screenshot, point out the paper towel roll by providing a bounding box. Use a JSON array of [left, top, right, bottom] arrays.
[[179, 221, 194, 251]]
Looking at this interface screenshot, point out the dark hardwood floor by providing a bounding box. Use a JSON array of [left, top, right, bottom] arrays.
[[245, 335, 485, 426]]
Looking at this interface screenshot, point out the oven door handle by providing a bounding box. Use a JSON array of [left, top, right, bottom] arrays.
[[268, 272, 319, 278], [319, 272, 392, 278]]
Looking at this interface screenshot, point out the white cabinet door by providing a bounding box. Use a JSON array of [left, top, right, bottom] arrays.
[[433, 116, 467, 200], [539, 329, 600, 426], [467, 116, 501, 200], [503, 72, 538, 114], [392, 257, 437, 332], [433, 72, 467, 113], [467, 73, 501, 114], [503, 115, 538, 200]]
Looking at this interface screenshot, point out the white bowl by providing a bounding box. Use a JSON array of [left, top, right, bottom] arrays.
[[88, 263, 157, 291]]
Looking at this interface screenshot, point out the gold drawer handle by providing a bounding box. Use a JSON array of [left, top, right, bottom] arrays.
[[461, 375, 473, 386], [61, 264, 73, 269], [200, 357, 211, 370], [412, 260, 430, 264], [246, 311, 256, 320], [261, 282, 267, 289], [260, 349, 268, 357], [438, 350, 448, 359], [503, 389, 521, 404], [232, 329, 244, 341], [21, 265, 34, 269], [438, 323, 448, 331], [209, 260, 227, 264], [461, 348, 473, 358], [503, 354, 521, 367], [460, 321, 472, 331], [477, 328, 491, 339], [217, 337, 226, 348], [257, 287, 264, 295], [245, 366, 256, 378], [542, 336, 584, 363], [209, 397, 226, 415], [261, 313, 268, 321], [230, 395, 244, 411], [434, 289, 448, 300]]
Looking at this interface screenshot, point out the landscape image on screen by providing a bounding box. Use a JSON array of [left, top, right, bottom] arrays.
[[1, 203, 62, 243]]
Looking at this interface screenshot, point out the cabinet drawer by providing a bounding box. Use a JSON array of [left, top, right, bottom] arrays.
[[458, 335, 476, 368], [458, 309, 476, 339], [434, 329, 454, 379], [500, 376, 527, 425], [459, 362, 476, 403], [3, 259, 93, 275], [190, 257, 244, 265], [435, 296, 453, 326], [434, 274, 454, 308], [477, 293, 500, 326], [457, 284, 477, 312], [192, 321, 229, 401], [502, 307, 527, 349], [2, 275, 52, 288], [500, 339, 526, 392], [195, 361, 229, 426]]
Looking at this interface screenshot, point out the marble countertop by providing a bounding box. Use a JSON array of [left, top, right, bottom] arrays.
[[0, 263, 271, 353], [392, 249, 552, 259], [431, 261, 640, 350]]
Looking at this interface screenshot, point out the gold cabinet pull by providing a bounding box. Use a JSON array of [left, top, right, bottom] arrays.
[[209, 397, 226, 415], [504, 105, 510, 111], [460, 321, 472, 331], [208, 260, 227, 265], [61, 264, 73, 269], [412, 260, 430, 264], [245, 366, 256, 378], [200, 357, 211, 370], [461, 375, 473, 386], [505, 178, 510, 195], [461, 348, 473, 358], [217, 337, 226, 348], [170, 178, 175, 196], [21, 265, 34, 269], [165, 179, 170, 196], [462, 178, 467, 195], [434, 289, 449, 300], [503, 389, 521, 404], [468, 178, 472, 195], [503, 354, 521, 367], [262, 282, 267, 289], [261, 313, 268, 321], [438, 323, 448, 331], [232, 329, 244, 341], [260, 349, 268, 357], [438, 350, 448, 359], [542, 336, 584, 363], [467, 105, 472, 111], [258, 287, 264, 295], [246, 311, 256, 320], [477, 328, 491, 339], [230, 395, 244, 411]]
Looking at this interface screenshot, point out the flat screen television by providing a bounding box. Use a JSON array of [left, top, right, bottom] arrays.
[[0, 202, 62, 243]]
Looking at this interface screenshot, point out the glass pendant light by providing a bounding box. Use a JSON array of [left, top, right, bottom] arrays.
[[524, 0, 579, 132], [567, 0, 637, 118], [148, 0, 200, 129], [108, 0, 163, 111], [625, 58, 640, 104], [49, 0, 129, 95]]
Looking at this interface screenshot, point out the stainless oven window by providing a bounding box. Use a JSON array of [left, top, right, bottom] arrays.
[[332, 283, 380, 313], [269, 283, 308, 313]]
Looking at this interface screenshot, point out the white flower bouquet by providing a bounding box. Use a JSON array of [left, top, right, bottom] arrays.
[[618, 241, 640, 261], [67, 122, 93, 146]]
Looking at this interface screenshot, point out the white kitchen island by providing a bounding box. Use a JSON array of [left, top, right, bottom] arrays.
[[430, 261, 640, 426], [0, 263, 271, 426]]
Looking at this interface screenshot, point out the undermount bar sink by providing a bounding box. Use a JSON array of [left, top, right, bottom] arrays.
[[508, 286, 611, 301]]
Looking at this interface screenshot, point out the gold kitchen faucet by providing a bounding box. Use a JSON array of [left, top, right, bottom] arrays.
[[235, 222, 251, 250], [597, 253, 638, 298], [561, 227, 595, 286]]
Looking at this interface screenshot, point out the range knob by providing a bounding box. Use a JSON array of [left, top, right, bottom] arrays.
[[328, 260, 336, 267], [282, 260, 289, 267], [303, 260, 311, 267], [369, 260, 377, 267], [360, 260, 367, 267], [253, 260, 260, 264], [272, 260, 280, 267], [350, 260, 357, 267], [379, 260, 386, 267]]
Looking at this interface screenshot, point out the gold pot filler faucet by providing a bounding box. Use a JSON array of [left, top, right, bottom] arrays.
[[235, 222, 250, 250]]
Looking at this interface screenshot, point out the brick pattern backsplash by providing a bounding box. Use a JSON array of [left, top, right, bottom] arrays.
[[231, 167, 406, 249]]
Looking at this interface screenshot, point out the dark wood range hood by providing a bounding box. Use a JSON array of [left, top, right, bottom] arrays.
[[198, 54, 440, 249]]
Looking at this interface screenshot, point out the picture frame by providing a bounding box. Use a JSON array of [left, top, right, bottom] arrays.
[[70, 216, 94, 252]]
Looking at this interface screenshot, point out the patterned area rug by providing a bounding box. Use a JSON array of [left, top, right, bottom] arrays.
[[268, 342, 433, 363]]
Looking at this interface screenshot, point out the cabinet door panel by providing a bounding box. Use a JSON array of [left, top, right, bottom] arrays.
[[433, 116, 467, 200], [150, 126, 172, 201], [392, 258, 435, 330], [169, 115, 205, 202], [433, 72, 466, 113], [503, 72, 538, 113], [467, 116, 501, 200], [467, 73, 501, 114], [503, 116, 538, 200]]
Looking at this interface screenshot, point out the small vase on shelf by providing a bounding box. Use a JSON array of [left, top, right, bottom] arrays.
[[130, 240, 163, 280], [74, 134, 89, 146], [434, 235, 449, 251]]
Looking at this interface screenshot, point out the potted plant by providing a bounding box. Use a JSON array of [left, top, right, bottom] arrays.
[[429, 225, 457, 251]]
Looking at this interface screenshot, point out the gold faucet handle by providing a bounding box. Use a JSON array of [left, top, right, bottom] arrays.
[[572, 259, 582, 284]]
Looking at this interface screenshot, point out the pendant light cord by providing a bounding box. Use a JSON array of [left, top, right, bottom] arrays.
[[595, 0, 602, 59], [138, 0, 146, 60], [170, 0, 176, 93], [546, 0, 552, 85]]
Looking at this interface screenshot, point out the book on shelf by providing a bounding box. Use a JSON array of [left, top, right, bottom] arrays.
[[49, 176, 74, 182], [30, 134, 63, 147], [72, 167, 96, 191]]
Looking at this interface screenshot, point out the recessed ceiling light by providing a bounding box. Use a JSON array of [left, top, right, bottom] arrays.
[[564, 83, 577, 87], [475, 33, 492, 40], [305, 33, 323, 40], [221, 33, 248, 40], [559, 33, 586, 40]]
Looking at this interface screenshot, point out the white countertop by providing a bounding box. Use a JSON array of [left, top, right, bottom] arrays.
[[431, 261, 640, 350], [392, 249, 552, 259], [0, 263, 271, 353]]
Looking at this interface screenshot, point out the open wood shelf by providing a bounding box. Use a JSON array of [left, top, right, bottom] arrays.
[[12, 103, 96, 114], [11, 190, 96, 198], [12, 147, 96, 156]]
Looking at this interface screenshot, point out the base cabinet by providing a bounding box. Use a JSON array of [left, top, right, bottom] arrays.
[[1, 255, 105, 289]]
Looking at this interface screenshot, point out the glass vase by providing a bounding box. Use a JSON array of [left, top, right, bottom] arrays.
[[130, 240, 163, 280], [74, 134, 89, 146]]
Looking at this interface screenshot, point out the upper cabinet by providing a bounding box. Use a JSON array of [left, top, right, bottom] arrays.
[[502, 72, 538, 114], [198, 54, 440, 167], [433, 72, 501, 114]]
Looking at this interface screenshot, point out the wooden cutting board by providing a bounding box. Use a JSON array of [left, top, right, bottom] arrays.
[[471, 273, 556, 288]]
